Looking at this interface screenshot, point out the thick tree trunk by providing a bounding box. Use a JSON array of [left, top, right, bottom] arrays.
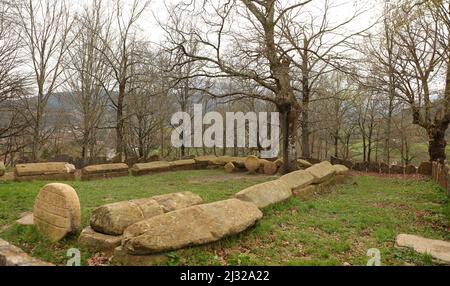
[[279, 102, 300, 174], [428, 127, 447, 163]]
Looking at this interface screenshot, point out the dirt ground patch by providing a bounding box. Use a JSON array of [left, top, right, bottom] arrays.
[[351, 171, 429, 181]]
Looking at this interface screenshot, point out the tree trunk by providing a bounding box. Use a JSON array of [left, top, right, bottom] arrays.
[[31, 117, 41, 162], [116, 82, 126, 162], [82, 139, 88, 166], [362, 136, 367, 162], [310, 132, 315, 158], [32, 97, 43, 162], [428, 127, 447, 163], [427, 32, 449, 163], [279, 102, 300, 174], [300, 40, 311, 159], [385, 98, 394, 165], [334, 130, 339, 158], [367, 124, 373, 163], [181, 130, 186, 158], [160, 118, 165, 159], [301, 101, 310, 159]]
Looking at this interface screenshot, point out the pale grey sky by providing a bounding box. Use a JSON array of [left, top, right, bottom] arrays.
[[144, 0, 383, 43], [75, 0, 384, 45]]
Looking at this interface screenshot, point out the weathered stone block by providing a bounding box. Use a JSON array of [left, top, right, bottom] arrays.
[[169, 159, 197, 171], [122, 199, 263, 255], [78, 227, 122, 251], [15, 162, 69, 176], [293, 185, 317, 201], [306, 161, 336, 184], [280, 170, 315, 191], [0, 161, 5, 176], [224, 162, 236, 173], [213, 156, 234, 166], [235, 180, 292, 209], [90, 199, 163, 235], [81, 163, 129, 180], [0, 239, 53, 266], [333, 164, 349, 176], [230, 157, 246, 168], [33, 183, 81, 242], [15, 162, 75, 181], [315, 177, 336, 193], [131, 161, 171, 176], [245, 156, 260, 174], [151, 192, 203, 213], [263, 161, 278, 175], [82, 163, 129, 175], [194, 156, 217, 168], [396, 234, 450, 264]]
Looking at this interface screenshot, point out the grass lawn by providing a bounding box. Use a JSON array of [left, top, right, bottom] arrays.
[[0, 169, 448, 266], [348, 141, 450, 165]]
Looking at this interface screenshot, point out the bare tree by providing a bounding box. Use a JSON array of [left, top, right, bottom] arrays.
[[166, 0, 319, 172], [96, 0, 150, 162], [169, 30, 203, 158], [320, 72, 355, 159], [62, 0, 111, 166], [388, 0, 449, 162], [281, 0, 372, 159], [358, 1, 402, 165], [355, 88, 381, 163], [15, 0, 74, 161], [0, 1, 30, 164], [0, 1, 25, 105], [125, 47, 167, 160]]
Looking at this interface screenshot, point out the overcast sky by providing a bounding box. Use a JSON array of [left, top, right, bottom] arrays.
[[74, 0, 384, 45]]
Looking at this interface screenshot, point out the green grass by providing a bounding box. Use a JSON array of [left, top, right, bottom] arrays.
[[174, 176, 449, 266], [348, 141, 450, 164], [0, 170, 449, 266], [0, 170, 272, 265]]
